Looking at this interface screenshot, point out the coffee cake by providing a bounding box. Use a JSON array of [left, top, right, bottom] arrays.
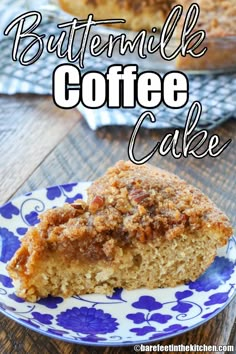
[[7, 161, 233, 302]]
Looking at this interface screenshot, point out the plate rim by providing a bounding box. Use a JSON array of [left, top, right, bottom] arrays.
[[0, 292, 235, 346]]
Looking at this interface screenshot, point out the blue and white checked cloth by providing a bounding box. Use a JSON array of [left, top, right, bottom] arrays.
[[0, 0, 235, 130]]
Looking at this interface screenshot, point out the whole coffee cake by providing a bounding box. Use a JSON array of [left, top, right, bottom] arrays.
[[7, 161, 233, 302], [58, 0, 236, 71], [58, 0, 236, 35]]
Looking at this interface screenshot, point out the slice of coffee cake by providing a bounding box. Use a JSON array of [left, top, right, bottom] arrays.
[[7, 161, 233, 302]]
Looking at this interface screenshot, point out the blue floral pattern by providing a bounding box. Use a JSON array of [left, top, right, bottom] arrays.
[[37, 296, 63, 309], [0, 227, 20, 263], [16, 227, 28, 235], [46, 184, 82, 204], [32, 312, 53, 325], [57, 307, 118, 334], [0, 183, 235, 346], [0, 275, 13, 288], [24, 211, 39, 226], [188, 257, 235, 291], [132, 296, 163, 311], [0, 202, 19, 219]]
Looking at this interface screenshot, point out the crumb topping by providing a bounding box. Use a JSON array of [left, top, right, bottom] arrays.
[[85, 0, 174, 14], [17, 161, 232, 264]]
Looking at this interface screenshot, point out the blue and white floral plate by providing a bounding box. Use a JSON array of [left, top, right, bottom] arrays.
[[0, 183, 235, 346]]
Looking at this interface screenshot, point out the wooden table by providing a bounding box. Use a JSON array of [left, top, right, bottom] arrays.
[[0, 94, 235, 354]]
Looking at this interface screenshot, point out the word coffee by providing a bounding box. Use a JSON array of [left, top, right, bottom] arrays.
[[53, 64, 188, 109]]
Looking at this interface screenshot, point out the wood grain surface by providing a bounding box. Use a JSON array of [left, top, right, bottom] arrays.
[[0, 95, 80, 204], [0, 94, 235, 354]]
